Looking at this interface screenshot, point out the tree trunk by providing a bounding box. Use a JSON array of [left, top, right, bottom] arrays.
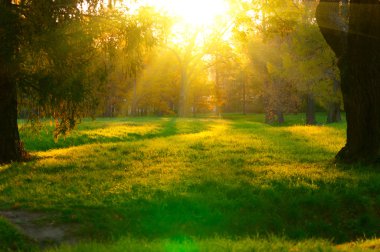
[[264, 98, 274, 124], [306, 94, 316, 125], [317, 0, 380, 163], [263, 81, 274, 124], [326, 79, 341, 123], [131, 77, 138, 116], [178, 66, 187, 117], [242, 73, 246, 115], [103, 97, 113, 117], [0, 70, 23, 163], [277, 111, 285, 124], [326, 102, 341, 123], [0, 1, 23, 163]]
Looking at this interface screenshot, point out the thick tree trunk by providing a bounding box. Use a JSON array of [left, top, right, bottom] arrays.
[[317, 0, 380, 163], [306, 94, 316, 125], [0, 70, 22, 163], [0, 1, 23, 163]]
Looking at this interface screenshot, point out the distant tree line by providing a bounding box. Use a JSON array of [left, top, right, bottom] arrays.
[[93, 0, 341, 126]]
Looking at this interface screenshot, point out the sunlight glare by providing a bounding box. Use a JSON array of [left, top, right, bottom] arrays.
[[146, 0, 229, 28], [82, 0, 232, 45]]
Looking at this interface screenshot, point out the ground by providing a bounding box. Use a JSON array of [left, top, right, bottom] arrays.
[[0, 114, 379, 251]]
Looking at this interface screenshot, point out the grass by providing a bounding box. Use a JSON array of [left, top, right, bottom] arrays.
[[0, 113, 379, 251], [48, 237, 351, 252], [0, 217, 33, 251]]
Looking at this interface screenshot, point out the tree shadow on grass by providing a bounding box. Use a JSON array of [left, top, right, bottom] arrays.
[[28, 173, 378, 246], [4, 140, 378, 246], [1, 169, 378, 248], [22, 118, 214, 152], [4, 117, 379, 248]]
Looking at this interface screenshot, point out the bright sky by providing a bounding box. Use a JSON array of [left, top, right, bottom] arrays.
[[145, 0, 231, 45], [105, 0, 231, 45], [116, 0, 229, 28], [146, 0, 229, 27]]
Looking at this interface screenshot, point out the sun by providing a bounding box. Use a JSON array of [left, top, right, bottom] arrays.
[[109, 0, 231, 44], [146, 0, 229, 28]]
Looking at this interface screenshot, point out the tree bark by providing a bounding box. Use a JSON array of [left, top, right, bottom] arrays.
[[0, 69, 23, 163], [242, 72, 246, 115], [277, 111, 285, 124], [264, 98, 274, 124], [178, 66, 188, 117], [326, 79, 341, 123], [306, 94, 316, 125], [0, 1, 23, 163], [326, 102, 341, 123], [317, 0, 380, 163], [131, 77, 138, 116]]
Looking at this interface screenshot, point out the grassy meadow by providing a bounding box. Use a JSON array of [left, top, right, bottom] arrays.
[[0, 114, 379, 251]]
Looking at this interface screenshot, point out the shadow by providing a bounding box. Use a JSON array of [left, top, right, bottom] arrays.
[[21, 118, 214, 152], [3, 132, 379, 245], [13, 174, 378, 245], [4, 116, 378, 248]]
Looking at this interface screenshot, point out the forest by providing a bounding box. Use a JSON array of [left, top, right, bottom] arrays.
[[0, 0, 379, 251]]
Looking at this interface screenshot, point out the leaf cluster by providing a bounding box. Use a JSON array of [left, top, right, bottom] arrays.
[[12, 0, 165, 138]]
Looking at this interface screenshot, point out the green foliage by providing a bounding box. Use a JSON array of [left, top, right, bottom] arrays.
[[19, 16, 102, 136], [13, 1, 166, 137], [232, 0, 341, 123], [1, 115, 379, 251], [281, 14, 341, 108], [134, 50, 181, 115]]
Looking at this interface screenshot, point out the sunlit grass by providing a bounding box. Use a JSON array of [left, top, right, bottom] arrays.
[[1, 114, 379, 251], [284, 125, 346, 153], [80, 123, 159, 138]]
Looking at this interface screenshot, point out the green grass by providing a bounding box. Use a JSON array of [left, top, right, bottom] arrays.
[[46, 237, 352, 252], [0, 217, 36, 251], [1, 113, 379, 251]]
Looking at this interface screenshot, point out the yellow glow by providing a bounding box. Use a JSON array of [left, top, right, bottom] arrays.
[[102, 0, 231, 45], [82, 0, 230, 29], [148, 0, 231, 45], [81, 124, 158, 138], [149, 0, 229, 27]]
